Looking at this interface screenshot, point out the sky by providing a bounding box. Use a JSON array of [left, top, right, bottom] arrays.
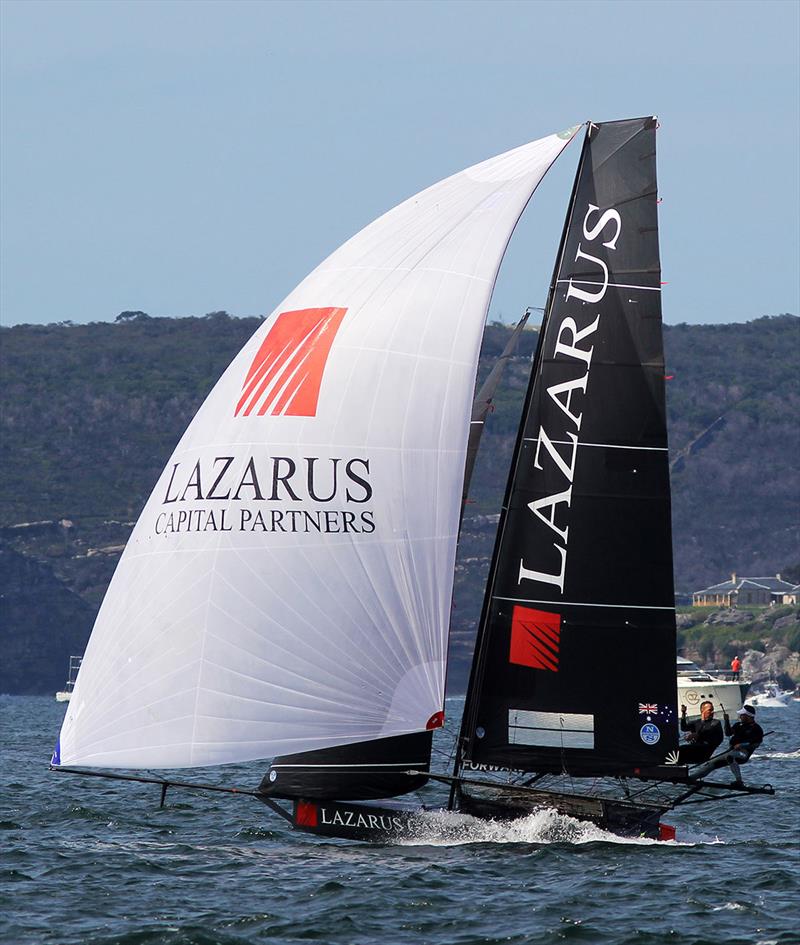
[[1, 0, 798, 328]]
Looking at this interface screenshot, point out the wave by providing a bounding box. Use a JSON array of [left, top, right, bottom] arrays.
[[755, 749, 800, 760], [394, 806, 702, 847]]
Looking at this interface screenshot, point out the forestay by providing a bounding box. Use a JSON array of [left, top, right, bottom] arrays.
[[55, 128, 578, 769]]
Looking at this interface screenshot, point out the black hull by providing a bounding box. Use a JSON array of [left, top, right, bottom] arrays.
[[285, 798, 420, 841], [264, 792, 674, 843]]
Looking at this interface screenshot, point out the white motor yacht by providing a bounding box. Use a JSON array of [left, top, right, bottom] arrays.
[[676, 657, 749, 719]]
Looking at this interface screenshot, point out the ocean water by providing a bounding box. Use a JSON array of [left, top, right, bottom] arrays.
[[2, 696, 798, 945]]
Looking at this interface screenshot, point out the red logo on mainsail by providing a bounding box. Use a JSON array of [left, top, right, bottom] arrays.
[[235, 307, 347, 417], [509, 605, 560, 671]]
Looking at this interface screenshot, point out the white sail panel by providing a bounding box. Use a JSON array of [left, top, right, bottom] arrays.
[[56, 128, 578, 768]]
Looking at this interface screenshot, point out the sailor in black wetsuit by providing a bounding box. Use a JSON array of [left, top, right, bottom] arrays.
[[678, 700, 724, 764], [688, 703, 766, 782], [723, 704, 764, 759]]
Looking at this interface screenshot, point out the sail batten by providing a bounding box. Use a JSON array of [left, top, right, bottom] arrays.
[[494, 598, 675, 610], [56, 127, 579, 772]]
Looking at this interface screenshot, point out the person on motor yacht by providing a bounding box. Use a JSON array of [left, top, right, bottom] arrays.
[[678, 700, 723, 763]]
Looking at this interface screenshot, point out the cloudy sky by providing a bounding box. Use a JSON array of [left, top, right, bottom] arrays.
[[1, 0, 797, 326]]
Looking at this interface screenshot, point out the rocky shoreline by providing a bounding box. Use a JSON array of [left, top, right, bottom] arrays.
[[677, 606, 800, 690]]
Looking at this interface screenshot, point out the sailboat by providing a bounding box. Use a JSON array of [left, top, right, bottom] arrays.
[[51, 117, 774, 841], [55, 655, 82, 702]]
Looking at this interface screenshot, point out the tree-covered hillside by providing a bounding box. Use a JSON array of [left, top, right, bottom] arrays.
[[664, 316, 799, 584], [1, 313, 258, 523], [1, 312, 798, 693]]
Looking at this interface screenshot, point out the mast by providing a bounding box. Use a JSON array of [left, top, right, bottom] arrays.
[[450, 128, 590, 803], [454, 118, 678, 787], [460, 310, 531, 521]]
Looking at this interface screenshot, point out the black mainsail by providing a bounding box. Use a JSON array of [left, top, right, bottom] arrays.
[[457, 117, 680, 780]]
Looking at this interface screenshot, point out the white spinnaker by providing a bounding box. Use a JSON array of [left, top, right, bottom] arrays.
[[56, 128, 579, 768]]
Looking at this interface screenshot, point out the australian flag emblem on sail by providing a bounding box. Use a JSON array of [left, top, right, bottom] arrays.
[[638, 703, 658, 715]]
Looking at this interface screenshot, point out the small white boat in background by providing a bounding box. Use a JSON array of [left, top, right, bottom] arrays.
[[676, 657, 748, 719], [55, 656, 82, 702], [748, 682, 792, 708]]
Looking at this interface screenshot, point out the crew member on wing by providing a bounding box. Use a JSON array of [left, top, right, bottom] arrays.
[[722, 704, 764, 759], [678, 700, 723, 764]]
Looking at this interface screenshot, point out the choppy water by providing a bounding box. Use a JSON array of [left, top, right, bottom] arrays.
[[2, 696, 798, 945]]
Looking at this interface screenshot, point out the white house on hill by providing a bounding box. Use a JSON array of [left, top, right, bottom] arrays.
[[692, 573, 795, 607]]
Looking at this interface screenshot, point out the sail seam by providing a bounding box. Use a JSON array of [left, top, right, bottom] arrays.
[[495, 596, 675, 610], [120, 532, 460, 566], [163, 443, 469, 456], [522, 438, 668, 452], [556, 279, 661, 291], [271, 761, 427, 768], [319, 265, 492, 283]]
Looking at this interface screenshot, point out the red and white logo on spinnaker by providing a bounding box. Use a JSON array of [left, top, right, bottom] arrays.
[[235, 307, 347, 417]]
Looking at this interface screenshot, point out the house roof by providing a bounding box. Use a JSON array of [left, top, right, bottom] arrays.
[[693, 575, 794, 595]]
